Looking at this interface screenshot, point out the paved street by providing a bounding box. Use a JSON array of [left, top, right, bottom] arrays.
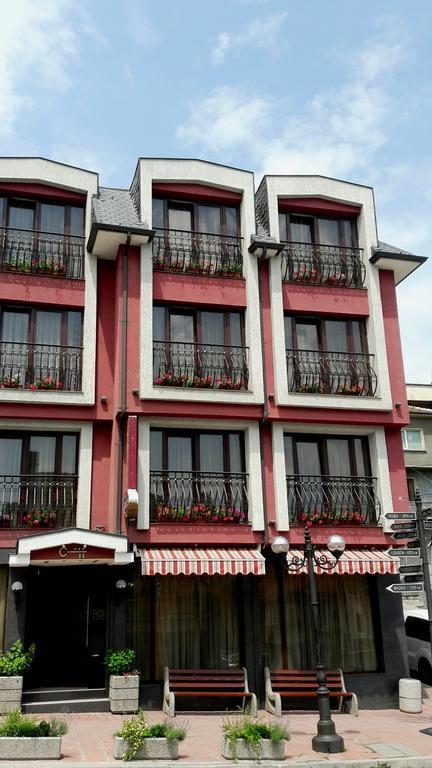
[[19, 685, 432, 765]]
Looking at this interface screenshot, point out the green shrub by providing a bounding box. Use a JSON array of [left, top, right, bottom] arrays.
[[223, 714, 289, 760], [104, 648, 136, 675], [0, 641, 35, 677], [0, 710, 68, 738], [116, 710, 187, 761]]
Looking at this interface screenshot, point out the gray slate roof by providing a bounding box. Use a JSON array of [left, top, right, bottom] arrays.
[[92, 187, 149, 230], [377, 240, 415, 256]]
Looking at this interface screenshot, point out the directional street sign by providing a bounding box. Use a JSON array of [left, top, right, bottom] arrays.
[[385, 512, 417, 520], [403, 575, 424, 583], [399, 564, 423, 574], [392, 531, 419, 540], [407, 539, 421, 547], [423, 521, 432, 530], [390, 522, 418, 531], [386, 547, 421, 558], [386, 583, 424, 593]]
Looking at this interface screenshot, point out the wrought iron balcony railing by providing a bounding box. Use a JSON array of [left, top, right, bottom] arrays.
[[0, 474, 78, 528], [287, 474, 380, 525], [281, 241, 365, 288], [152, 228, 243, 277], [153, 341, 248, 390], [150, 470, 248, 524], [286, 348, 377, 397], [0, 226, 84, 279], [0, 342, 82, 392]]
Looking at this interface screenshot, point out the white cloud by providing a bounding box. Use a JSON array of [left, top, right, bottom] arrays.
[[179, 22, 407, 181], [0, 0, 77, 139], [211, 13, 286, 65], [177, 86, 272, 153]]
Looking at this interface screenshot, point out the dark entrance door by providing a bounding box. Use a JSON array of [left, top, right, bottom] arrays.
[[26, 566, 107, 688]]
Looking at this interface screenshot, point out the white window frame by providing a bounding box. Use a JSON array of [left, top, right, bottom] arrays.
[[402, 428, 425, 452]]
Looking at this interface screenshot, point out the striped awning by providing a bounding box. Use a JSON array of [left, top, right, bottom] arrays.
[[138, 548, 266, 576], [286, 549, 398, 576]]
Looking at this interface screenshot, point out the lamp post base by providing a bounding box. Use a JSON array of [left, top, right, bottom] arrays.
[[312, 731, 345, 754]]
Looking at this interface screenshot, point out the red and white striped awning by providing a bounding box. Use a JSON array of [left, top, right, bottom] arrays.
[[138, 547, 266, 576], [286, 549, 398, 576]]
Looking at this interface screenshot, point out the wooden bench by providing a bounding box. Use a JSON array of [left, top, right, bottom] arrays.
[[264, 668, 358, 717], [163, 668, 257, 717]]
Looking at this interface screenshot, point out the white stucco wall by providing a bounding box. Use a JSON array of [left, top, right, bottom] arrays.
[[0, 158, 98, 406], [137, 416, 264, 530], [265, 176, 392, 412], [138, 159, 264, 404]]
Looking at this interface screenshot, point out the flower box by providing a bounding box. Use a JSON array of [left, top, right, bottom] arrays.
[[113, 735, 180, 761], [0, 677, 23, 714], [0, 736, 61, 760], [222, 736, 286, 761], [109, 674, 139, 714]]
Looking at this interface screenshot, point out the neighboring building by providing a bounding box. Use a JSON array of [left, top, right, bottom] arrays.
[[404, 384, 432, 506], [0, 157, 426, 709]]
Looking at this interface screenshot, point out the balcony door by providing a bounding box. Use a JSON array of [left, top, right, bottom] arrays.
[[5, 202, 35, 267], [284, 434, 374, 524]]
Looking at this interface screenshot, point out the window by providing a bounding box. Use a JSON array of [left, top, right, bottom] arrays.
[[284, 434, 378, 525], [279, 211, 363, 287], [152, 197, 242, 277], [0, 431, 79, 528], [0, 195, 85, 279], [0, 306, 82, 391], [153, 306, 247, 390], [150, 429, 247, 524], [402, 429, 425, 451], [279, 212, 357, 248], [284, 315, 375, 396]]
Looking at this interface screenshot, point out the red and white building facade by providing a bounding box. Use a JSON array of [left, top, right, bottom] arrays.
[[0, 156, 425, 706]]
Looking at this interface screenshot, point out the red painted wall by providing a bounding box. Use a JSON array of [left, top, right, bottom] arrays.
[[379, 270, 410, 424], [153, 273, 247, 308], [282, 283, 369, 317], [0, 275, 84, 307]]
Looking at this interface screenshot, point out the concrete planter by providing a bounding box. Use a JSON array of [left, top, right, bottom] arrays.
[[0, 676, 23, 714], [113, 735, 180, 760], [109, 674, 139, 714], [222, 736, 286, 761], [0, 736, 62, 759]]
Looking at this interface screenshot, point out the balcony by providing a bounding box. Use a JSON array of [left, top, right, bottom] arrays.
[[153, 341, 248, 390], [0, 342, 82, 392], [287, 474, 380, 525], [0, 475, 78, 529], [152, 228, 243, 278], [286, 348, 377, 397], [0, 227, 84, 279], [281, 242, 365, 288], [150, 470, 248, 524]]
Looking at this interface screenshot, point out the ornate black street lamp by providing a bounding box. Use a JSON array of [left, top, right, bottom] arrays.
[[271, 524, 346, 754]]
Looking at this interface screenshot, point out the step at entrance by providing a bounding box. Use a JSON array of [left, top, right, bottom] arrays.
[[22, 687, 110, 713]]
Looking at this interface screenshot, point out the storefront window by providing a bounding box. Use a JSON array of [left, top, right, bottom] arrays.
[[261, 567, 378, 673]]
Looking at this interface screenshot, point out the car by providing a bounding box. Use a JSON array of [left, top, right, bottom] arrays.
[[404, 608, 432, 683]]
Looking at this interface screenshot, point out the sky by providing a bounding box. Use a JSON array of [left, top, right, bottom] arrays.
[[0, 0, 431, 382]]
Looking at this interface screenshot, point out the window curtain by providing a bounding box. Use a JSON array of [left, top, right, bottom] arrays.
[[0, 312, 29, 382], [262, 570, 378, 673], [34, 311, 61, 383], [154, 575, 239, 678], [0, 438, 22, 505]]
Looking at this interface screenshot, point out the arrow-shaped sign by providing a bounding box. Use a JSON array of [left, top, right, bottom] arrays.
[[403, 574, 424, 583], [391, 521, 418, 531], [392, 531, 419, 540], [423, 521, 432, 530], [386, 547, 421, 558], [386, 583, 424, 593], [399, 564, 423, 574], [385, 512, 417, 520]]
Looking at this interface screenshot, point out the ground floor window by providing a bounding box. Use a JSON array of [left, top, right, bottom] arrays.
[[261, 568, 378, 673], [127, 574, 240, 680]]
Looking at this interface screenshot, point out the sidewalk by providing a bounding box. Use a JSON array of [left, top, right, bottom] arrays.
[[7, 686, 432, 766]]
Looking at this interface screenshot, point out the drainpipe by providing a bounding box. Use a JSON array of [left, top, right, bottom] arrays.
[[257, 253, 270, 544], [116, 233, 131, 533]]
